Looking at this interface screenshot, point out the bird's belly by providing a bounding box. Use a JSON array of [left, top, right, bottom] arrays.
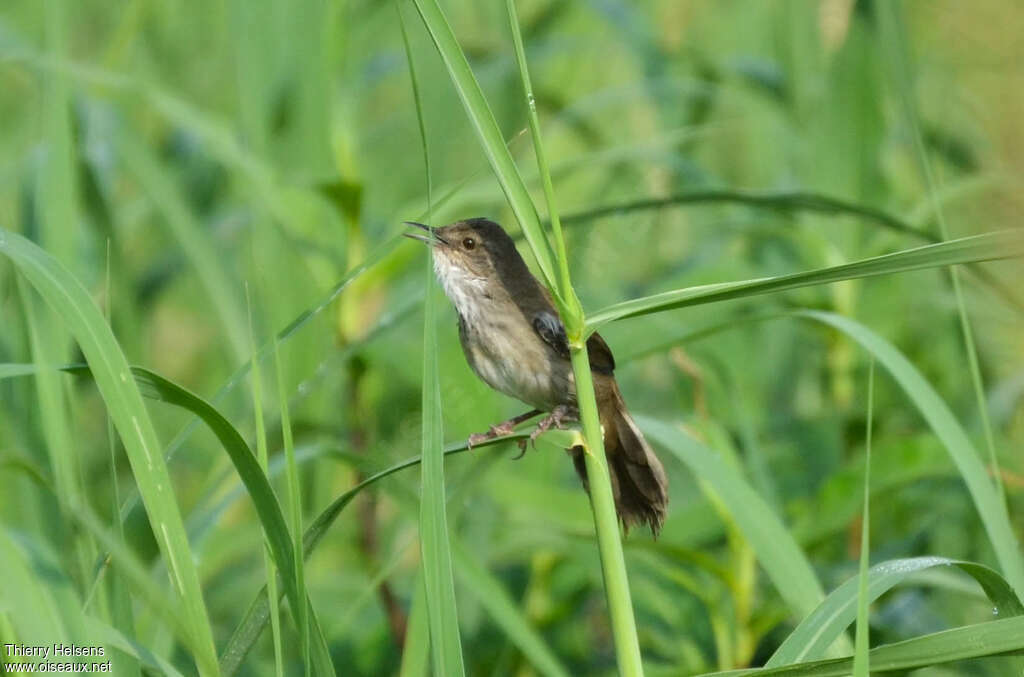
[[462, 322, 571, 412]]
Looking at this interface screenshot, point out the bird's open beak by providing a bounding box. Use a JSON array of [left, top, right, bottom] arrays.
[[403, 221, 449, 246]]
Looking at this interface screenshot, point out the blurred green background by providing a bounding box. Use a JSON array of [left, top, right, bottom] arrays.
[[1, 0, 1022, 675]]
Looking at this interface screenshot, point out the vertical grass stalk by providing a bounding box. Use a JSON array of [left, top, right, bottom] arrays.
[[853, 360, 875, 677], [418, 253, 467, 676], [247, 286, 285, 677], [103, 241, 141, 677], [506, 1, 643, 673], [272, 337, 309, 673], [403, 5, 465, 673]]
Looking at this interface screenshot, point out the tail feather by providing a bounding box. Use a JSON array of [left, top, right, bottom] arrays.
[[570, 382, 669, 536]]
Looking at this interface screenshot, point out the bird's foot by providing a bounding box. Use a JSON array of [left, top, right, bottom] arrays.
[[514, 405, 576, 459], [467, 409, 541, 450]]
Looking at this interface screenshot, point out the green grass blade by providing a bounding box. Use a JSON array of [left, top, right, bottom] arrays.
[[115, 364, 331, 675], [0, 444, 207, 663], [417, 248, 466, 675], [451, 539, 571, 677], [215, 430, 539, 672], [637, 417, 831, 629], [92, 620, 186, 677], [15, 358, 334, 675], [852, 361, 874, 677], [703, 616, 1024, 676], [123, 367, 300, 602], [399, 575, 430, 677], [65, 494, 197, 654], [0, 526, 74, 659], [402, 8, 464, 671], [561, 190, 926, 240], [16, 278, 83, 567], [103, 240, 141, 677], [766, 556, 1023, 667], [505, 0, 578, 321], [797, 311, 1024, 596], [558, 190, 1024, 312], [271, 335, 311, 674], [112, 233, 402, 540], [616, 308, 1024, 601], [504, 2, 642, 672], [0, 363, 42, 378], [409, 0, 559, 292], [398, 0, 431, 226], [8, 361, 302, 625], [220, 591, 273, 676], [0, 228, 221, 676], [246, 289, 284, 677], [587, 230, 1024, 331], [68, 360, 335, 676]]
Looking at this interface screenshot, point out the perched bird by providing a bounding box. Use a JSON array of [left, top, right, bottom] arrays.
[[404, 218, 668, 535]]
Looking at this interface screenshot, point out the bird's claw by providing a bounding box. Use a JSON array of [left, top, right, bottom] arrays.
[[466, 410, 542, 451], [513, 405, 573, 460], [466, 420, 520, 450]]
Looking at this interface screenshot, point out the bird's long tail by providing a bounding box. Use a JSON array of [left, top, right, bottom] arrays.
[[570, 381, 669, 535]]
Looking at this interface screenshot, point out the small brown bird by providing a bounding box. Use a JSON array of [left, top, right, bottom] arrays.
[[405, 218, 668, 534]]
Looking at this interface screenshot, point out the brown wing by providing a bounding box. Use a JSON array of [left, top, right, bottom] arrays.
[[532, 310, 615, 375]]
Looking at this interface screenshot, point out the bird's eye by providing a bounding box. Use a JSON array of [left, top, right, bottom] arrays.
[[462, 237, 476, 250]]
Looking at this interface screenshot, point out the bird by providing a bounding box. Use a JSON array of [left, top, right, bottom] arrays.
[[404, 218, 668, 535]]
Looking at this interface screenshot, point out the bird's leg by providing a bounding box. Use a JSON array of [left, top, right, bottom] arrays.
[[467, 409, 542, 449], [514, 404, 578, 459]]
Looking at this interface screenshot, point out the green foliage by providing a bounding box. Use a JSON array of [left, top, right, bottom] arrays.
[[1, 2, 1022, 676]]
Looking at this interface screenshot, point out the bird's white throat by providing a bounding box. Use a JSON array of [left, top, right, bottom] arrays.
[[432, 252, 490, 326]]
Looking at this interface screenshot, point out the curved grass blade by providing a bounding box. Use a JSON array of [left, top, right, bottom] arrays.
[[797, 311, 1024, 596], [766, 557, 1023, 667], [113, 233, 402, 539], [703, 616, 1024, 677], [116, 368, 333, 675], [637, 417, 834, 641], [612, 309, 1024, 599], [562, 190, 923, 239], [219, 433, 524, 674], [52, 362, 334, 675], [122, 368, 301, 603], [0, 228, 221, 676], [586, 230, 1024, 331], [559, 190, 1024, 312]]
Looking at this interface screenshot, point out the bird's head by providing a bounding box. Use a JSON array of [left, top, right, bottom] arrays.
[[404, 218, 529, 309]]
